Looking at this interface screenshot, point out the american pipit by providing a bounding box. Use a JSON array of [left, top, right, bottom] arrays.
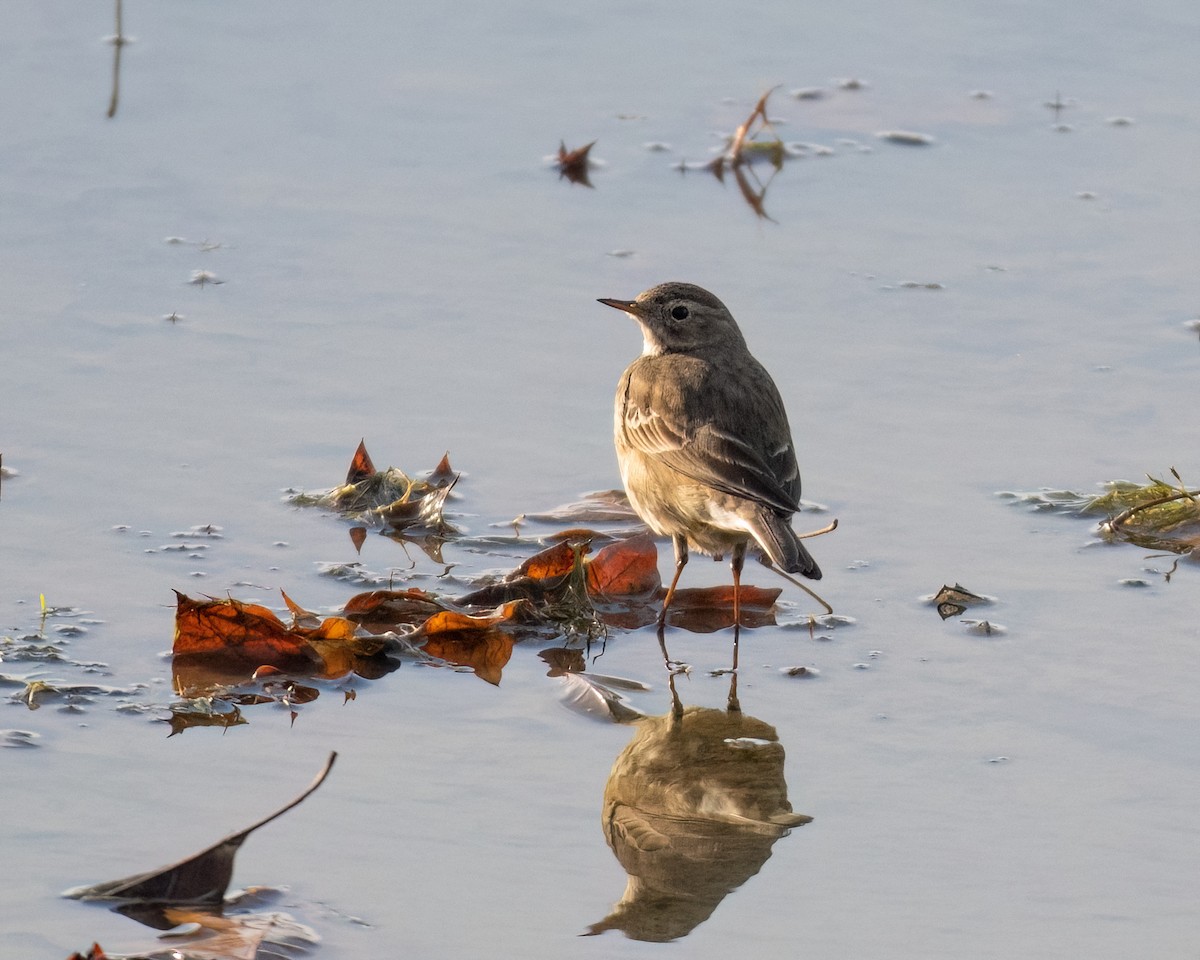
[[599, 282, 822, 628]]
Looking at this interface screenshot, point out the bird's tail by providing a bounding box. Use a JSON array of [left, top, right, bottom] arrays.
[[750, 509, 822, 580]]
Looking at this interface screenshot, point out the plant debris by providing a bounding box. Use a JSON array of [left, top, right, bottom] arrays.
[[556, 139, 596, 186], [1001, 469, 1200, 557], [287, 441, 459, 534]]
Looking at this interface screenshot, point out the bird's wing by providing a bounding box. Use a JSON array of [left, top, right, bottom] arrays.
[[619, 358, 801, 514]]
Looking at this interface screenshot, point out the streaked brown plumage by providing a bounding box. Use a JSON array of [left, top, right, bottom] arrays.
[[599, 282, 821, 627]]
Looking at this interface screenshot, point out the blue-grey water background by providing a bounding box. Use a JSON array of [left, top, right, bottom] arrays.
[[2, 1, 1198, 957]]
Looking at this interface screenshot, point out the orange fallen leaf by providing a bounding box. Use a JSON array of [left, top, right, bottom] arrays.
[[664, 584, 781, 632], [586, 534, 662, 598], [173, 592, 319, 671], [422, 627, 515, 686], [343, 587, 449, 625], [346, 438, 376, 483], [416, 600, 525, 637], [667, 584, 782, 610], [173, 592, 386, 688], [281, 588, 320, 627], [517, 538, 590, 579]]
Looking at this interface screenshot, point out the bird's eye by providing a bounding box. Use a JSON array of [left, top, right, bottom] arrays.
[[670, 305, 690, 321]]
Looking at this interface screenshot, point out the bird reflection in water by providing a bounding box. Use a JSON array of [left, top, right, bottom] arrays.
[[585, 629, 811, 942]]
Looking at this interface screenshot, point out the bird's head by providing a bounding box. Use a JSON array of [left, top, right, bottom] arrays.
[[599, 282, 747, 356]]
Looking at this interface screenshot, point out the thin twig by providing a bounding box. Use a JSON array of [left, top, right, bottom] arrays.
[[1110, 489, 1200, 530]]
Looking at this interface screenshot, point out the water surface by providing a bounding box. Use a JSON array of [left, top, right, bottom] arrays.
[[2, 1, 1198, 957]]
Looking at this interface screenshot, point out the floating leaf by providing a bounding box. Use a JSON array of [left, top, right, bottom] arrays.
[[556, 139, 596, 186], [343, 587, 450, 625], [173, 593, 319, 671], [930, 583, 991, 620], [585, 535, 661, 599], [522, 489, 640, 524], [421, 628, 515, 686], [664, 584, 781, 632], [345, 438, 375, 483], [415, 600, 526, 638], [65, 753, 336, 910], [517, 539, 591, 580], [172, 591, 387, 695], [875, 129, 935, 145]]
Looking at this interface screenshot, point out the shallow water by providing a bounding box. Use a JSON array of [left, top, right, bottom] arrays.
[[2, 1, 1198, 957]]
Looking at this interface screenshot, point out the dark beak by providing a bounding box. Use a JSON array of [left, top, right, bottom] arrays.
[[597, 297, 641, 316]]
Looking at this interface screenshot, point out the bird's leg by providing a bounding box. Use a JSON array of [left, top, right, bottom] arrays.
[[731, 540, 747, 630], [658, 534, 689, 627]]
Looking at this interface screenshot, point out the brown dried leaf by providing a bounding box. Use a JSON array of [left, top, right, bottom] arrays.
[[346, 439, 376, 484], [416, 600, 525, 637], [557, 139, 596, 186], [343, 587, 450, 624], [429, 451, 456, 485], [65, 753, 336, 908], [585, 534, 662, 599], [931, 583, 990, 619], [422, 627, 515, 686], [172, 593, 319, 671], [664, 585, 781, 632], [518, 539, 591, 579]]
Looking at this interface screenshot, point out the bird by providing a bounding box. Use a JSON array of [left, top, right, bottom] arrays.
[[598, 282, 822, 628]]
